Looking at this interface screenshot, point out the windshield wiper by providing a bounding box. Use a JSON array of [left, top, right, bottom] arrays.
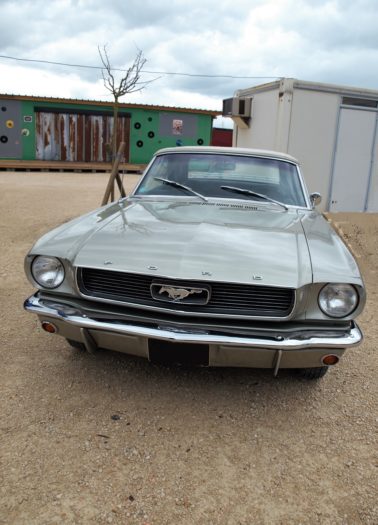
[[220, 185, 288, 210], [154, 177, 208, 202]]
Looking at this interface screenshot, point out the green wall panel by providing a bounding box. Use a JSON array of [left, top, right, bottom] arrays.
[[21, 101, 36, 160], [129, 109, 213, 164]]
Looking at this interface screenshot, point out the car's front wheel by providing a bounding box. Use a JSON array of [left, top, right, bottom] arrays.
[[296, 366, 329, 380]]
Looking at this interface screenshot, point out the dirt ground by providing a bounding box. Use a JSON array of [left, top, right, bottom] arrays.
[[0, 171, 377, 525]]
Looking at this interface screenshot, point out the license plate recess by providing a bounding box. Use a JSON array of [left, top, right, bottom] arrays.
[[148, 339, 209, 366]]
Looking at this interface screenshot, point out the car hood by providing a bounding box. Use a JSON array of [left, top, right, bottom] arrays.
[[66, 200, 312, 289]]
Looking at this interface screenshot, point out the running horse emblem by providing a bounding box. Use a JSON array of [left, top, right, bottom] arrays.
[[158, 286, 202, 302]]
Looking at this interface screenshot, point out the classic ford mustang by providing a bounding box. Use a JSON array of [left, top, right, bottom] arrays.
[[24, 147, 365, 379]]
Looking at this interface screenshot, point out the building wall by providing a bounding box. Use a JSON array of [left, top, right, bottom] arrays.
[[0, 100, 22, 158], [0, 97, 214, 164], [211, 128, 233, 147], [287, 89, 340, 205], [234, 89, 278, 150], [129, 108, 212, 164]]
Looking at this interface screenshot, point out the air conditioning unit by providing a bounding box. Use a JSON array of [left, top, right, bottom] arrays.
[[222, 97, 252, 118]]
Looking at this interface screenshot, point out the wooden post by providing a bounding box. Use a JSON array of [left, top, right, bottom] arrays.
[[102, 142, 126, 205]]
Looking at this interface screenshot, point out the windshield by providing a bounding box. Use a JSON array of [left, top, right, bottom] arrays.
[[134, 153, 307, 207]]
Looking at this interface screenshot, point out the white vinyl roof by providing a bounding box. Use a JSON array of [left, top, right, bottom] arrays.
[[155, 146, 299, 164]]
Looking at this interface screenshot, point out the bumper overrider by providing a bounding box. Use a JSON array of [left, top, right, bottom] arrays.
[[24, 293, 363, 373]]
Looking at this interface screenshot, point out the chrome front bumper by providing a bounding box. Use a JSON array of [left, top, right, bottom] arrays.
[[24, 294, 363, 371]]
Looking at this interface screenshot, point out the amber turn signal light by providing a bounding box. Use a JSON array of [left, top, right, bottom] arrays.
[[41, 321, 58, 334], [322, 354, 339, 366]]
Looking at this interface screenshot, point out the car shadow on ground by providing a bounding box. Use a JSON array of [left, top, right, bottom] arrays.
[[59, 342, 326, 409]]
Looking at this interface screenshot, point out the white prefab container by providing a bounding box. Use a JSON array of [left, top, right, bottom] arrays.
[[229, 78, 378, 212]]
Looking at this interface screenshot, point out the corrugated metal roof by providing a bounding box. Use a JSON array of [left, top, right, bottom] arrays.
[[0, 93, 220, 116]]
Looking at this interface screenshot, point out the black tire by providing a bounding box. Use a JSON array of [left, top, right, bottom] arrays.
[[66, 338, 85, 351], [296, 366, 329, 380]]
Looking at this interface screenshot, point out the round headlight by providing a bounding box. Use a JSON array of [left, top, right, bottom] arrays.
[[31, 256, 65, 289], [318, 283, 358, 318]]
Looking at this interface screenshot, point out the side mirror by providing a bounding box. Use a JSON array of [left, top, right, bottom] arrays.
[[310, 192, 322, 207]]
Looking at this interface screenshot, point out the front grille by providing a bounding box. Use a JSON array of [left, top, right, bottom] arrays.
[[77, 268, 295, 318]]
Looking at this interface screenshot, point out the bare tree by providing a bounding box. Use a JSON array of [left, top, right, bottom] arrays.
[[98, 45, 157, 204], [98, 45, 154, 160]]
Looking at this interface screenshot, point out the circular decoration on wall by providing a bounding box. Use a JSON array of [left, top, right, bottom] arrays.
[[1, 106, 7, 112], [134, 122, 141, 129], [22, 128, 30, 137], [136, 140, 144, 148], [197, 138, 204, 145], [0, 135, 8, 143], [6, 120, 14, 129], [148, 131, 155, 138], [148, 117, 152, 122]]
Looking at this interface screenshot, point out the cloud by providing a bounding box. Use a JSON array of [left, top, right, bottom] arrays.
[[0, 0, 378, 110], [0, 62, 105, 100]]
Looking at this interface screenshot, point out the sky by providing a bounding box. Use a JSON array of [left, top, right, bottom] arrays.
[[1, 0, 378, 128]]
